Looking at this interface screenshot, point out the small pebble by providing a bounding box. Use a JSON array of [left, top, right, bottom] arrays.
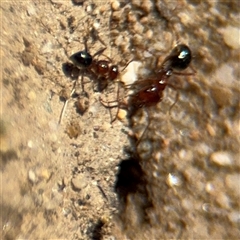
[[27, 91, 36, 101], [228, 211, 240, 224], [206, 124, 216, 136], [27, 140, 33, 148], [63, 207, 71, 216], [71, 174, 88, 191], [72, 0, 85, 4], [41, 169, 51, 181], [205, 182, 214, 194], [166, 173, 181, 187], [111, 1, 120, 11], [145, 29, 153, 39], [219, 25, 240, 50], [225, 174, 240, 197], [216, 192, 230, 209], [210, 86, 232, 107], [117, 109, 127, 121], [28, 169, 37, 183], [210, 151, 233, 166], [26, 4, 36, 16]]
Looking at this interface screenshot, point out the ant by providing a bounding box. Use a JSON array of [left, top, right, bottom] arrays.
[[62, 38, 119, 94], [100, 44, 194, 143], [126, 44, 193, 114], [39, 19, 119, 124], [58, 39, 119, 124]]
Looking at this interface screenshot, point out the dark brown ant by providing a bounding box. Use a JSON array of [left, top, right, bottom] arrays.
[[59, 39, 119, 124], [62, 39, 119, 93], [100, 44, 194, 142], [39, 18, 119, 93], [39, 19, 119, 124]]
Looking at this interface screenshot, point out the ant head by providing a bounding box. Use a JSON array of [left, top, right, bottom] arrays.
[[70, 50, 93, 68], [169, 44, 192, 70], [163, 44, 192, 71]]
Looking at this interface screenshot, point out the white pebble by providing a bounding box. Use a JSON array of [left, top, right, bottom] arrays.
[[28, 169, 36, 183], [120, 61, 142, 85], [228, 211, 240, 224], [111, 1, 120, 11], [219, 25, 240, 49], [71, 174, 88, 191], [166, 173, 181, 187], [210, 151, 233, 166], [27, 140, 33, 148]]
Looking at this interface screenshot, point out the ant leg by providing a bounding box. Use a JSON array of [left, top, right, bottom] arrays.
[[99, 83, 127, 124], [79, 71, 92, 94], [121, 58, 135, 72], [173, 65, 196, 76], [189, 65, 197, 74], [99, 93, 126, 108], [110, 81, 121, 124], [82, 37, 106, 58], [92, 47, 107, 58], [167, 83, 179, 114], [99, 97, 119, 108], [169, 89, 179, 114], [136, 108, 150, 147], [80, 73, 85, 93], [83, 36, 88, 52], [99, 96, 118, 123]]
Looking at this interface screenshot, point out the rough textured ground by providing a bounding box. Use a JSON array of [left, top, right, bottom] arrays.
[[1, 1, 239, 240]]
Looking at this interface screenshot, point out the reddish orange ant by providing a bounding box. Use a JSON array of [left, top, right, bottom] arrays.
[[127, 44, 193, 114], [100, 44, 194, 142]]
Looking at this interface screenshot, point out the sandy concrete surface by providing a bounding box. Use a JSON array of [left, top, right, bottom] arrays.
[[1, 1, 239, 239]]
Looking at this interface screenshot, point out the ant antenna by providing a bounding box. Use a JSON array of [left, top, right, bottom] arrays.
[[135, 108, 151, 147]]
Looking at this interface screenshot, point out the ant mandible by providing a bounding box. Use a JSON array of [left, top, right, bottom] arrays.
[[100, 44, 194, 142]]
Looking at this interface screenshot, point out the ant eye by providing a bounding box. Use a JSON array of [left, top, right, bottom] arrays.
[[170, 44, 192, 70], [70, 51, 93, 68]]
